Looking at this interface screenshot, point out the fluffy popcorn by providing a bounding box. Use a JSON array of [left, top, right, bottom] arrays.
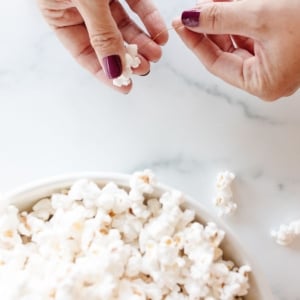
[[0, 205, 22, 249], [128, 169, 156, 220], [0, 170, 251, 300], [271, 219, 300, 246], [68, 179, 102, 208], [112, 44, 141, 87], [213, 171, 237, 216], [129, 169, 156, 196], [31, 198, 54, 220]]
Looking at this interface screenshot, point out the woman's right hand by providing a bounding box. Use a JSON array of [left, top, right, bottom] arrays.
[[173, 0, 300, 101]]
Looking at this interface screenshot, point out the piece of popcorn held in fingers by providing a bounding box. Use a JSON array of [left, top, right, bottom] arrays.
[[113, 44, 141, 87]]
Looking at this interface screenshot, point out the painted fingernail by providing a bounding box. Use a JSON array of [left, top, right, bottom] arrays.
[[102, 55, 122, 79], [141, 70, 150, 77], [181, 10, 200, 27]]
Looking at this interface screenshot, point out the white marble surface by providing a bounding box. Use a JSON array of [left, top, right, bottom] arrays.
[[1, 0, 300, 299]]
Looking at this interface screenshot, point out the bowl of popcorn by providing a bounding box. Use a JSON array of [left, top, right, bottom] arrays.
[[0, 170, 273, 299]]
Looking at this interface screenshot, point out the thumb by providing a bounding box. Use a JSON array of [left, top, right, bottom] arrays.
[[74, 0, 124, 79], [181, 1, 254, 37]]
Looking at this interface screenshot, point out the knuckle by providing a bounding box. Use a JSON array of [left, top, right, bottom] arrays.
[[205, 5, 223, 31], [117, 16, 133, 31], [62, 8, 74, 20], [90, 31, 121, 52], [41, 8, 78, 28]]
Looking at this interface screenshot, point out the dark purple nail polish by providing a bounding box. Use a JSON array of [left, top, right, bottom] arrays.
[[102, 55, 122, 79], [181, 10, 200, 27]]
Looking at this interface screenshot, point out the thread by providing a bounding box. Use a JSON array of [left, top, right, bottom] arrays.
[[139, 24, 185, 50]]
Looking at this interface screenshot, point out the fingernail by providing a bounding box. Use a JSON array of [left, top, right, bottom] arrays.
[[181, 10, 200, 27], [141, 70, 150, 77], [102, 55, 122, 79]]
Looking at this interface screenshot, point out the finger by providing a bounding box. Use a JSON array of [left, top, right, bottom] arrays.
[[54, 24, 132, 93], [207, 34, 235, 52], [232, 35, 254, 54], [133, 55, 151, 75], [172, 18, 254, 90], [126, 0, 168, 45], [208, 33, 254, 58], [73, 0, 125, 79], [180, 1, 258, 37], [41, 7, 83, 28], [110, 0, 162, 62]]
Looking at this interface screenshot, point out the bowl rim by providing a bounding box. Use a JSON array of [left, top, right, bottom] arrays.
[[3, 172, 274, 300]]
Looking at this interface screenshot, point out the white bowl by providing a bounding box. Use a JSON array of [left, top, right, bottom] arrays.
[[3, 172, 273, 300]]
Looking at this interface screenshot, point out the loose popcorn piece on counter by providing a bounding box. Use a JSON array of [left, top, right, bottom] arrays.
[[213, 171, 237, 217], [0, 170, 251, 300], [271, 219, 300, 246], [113, 44, 141, 87]]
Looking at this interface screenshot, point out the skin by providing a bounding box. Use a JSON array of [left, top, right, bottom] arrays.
[[173, 0, 300, 101], [37, 0, 168, 93]]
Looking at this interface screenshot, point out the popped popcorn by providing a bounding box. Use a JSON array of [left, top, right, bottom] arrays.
[[213, 171, 237, 217], [0, 170, 251, 300], [112, 44, 141, 87], [271, 219, 300, 246]]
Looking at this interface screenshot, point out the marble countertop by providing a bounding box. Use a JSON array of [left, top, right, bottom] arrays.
[[1, 0, 300, 299]]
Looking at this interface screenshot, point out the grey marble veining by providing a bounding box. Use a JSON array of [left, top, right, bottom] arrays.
[[164, 62, 284, 125]]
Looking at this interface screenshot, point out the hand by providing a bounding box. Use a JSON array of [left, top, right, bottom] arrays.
[[172, 0, 300, 101], [37, 0, 168, 93]]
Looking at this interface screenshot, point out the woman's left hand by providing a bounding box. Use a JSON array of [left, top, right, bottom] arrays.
[[37, 0, 168, 93]]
